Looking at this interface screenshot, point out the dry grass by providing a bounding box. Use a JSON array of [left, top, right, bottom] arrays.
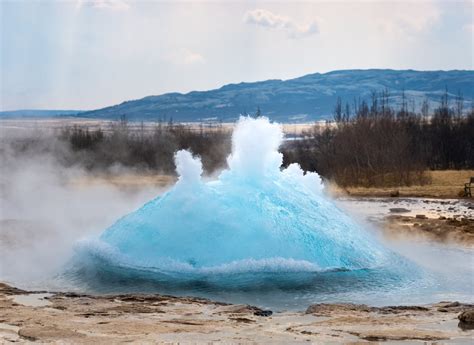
[[71, 174, 176, 189], [71, 170, 474, 199], [329, 170, 474, 199]]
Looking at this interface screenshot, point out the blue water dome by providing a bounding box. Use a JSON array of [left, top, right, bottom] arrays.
[[84, 117, 391, 275]]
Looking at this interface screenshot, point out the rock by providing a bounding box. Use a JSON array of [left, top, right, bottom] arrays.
[[349, 329, 448, 342], [447, 219, 462, 226], [458, 322, 474, 331], [0, 282, 30, 295], [458, 309, 474, 330], [389, 208, 410, 213], [254, 310, 273, 317], [230, 317, 256, 323], [107, 304, 163, 314], [5, 281, 474, 344], [415, 214, 428, 219], [390, 190, 400, 197], [19, 325, 86, 341], [442, 302, 461, 308], [215, 304, 266, 315], [435, 302, 474, 313], [458, 309, 474, 323], [305, 303, 372, 315], [439, 216, 446, 220], [376, 305, 430, 314]]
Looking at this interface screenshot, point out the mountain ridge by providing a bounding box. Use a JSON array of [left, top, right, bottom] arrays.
[[2, 69, 473, 122], [0, 109, 84, 118]]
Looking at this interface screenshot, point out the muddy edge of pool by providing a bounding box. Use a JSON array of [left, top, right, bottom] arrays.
[[1, 282, 473, 344], [335, 197, 474, 247]]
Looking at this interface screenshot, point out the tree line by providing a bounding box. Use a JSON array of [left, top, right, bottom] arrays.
[[60, 117, 232, 174], [6, 117, 231, 175], [282, 90, 474, 187], [5, 90, 473, 186]]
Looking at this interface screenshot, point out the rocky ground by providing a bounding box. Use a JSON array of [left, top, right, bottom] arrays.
[[336, 197, 474, 247], [380, 199, 474, 247], [384, 214, 474, 246], [0, 283, 473, 344]]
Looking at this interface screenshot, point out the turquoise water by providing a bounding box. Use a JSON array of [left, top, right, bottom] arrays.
[[67, 117, 472, 310]]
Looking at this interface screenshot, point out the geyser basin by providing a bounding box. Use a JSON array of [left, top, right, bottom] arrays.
[[68, 117, 432, 309], [80, 117, 392, 272]]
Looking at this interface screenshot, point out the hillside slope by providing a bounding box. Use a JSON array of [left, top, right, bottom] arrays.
[[9, 69, 474, 122]]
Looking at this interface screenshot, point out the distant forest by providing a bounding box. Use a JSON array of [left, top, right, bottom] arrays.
[[57, 119, 231, 174], [283, 89, 474, 186], [5, 89, 473, 187]]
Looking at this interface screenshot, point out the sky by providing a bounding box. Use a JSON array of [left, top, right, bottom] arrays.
[[1, 0, 472, 111]]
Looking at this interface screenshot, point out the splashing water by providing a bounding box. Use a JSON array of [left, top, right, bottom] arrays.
[[80, 117, 391, 271], [68, 117, 427, 308]]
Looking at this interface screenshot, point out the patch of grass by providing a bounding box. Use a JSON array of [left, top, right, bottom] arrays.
[[328, 170, 474, 198]]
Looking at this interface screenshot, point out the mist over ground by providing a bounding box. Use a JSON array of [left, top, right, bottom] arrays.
[[0, 127, 167, 286]]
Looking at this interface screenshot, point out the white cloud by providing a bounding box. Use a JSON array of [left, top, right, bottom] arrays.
[[76, 0, 130, 11], [183, 50, 205, 65], [165, 49, 205, 66], [464, 23, 474, 34], [243, 9, 319, 39], [376, 2, 441, 36]]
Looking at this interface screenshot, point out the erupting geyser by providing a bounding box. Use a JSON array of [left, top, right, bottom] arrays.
[[78, 117, 392, 276]]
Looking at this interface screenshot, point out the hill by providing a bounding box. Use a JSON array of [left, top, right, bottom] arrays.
[[4, 69, 473, 122], [0, 109, 83, 118]]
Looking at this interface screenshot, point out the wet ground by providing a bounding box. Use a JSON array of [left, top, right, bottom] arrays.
[[337, 197, 473, 223], [338, 197, 474, 246]]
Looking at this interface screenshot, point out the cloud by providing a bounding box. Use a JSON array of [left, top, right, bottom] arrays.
[[76, 0, 130, 11], [165, 49, 205, 66], [183, 50, 205, 65], [464, 23, 474, 34], [243, 9, 319, 39], [376, 2, 441, 36]]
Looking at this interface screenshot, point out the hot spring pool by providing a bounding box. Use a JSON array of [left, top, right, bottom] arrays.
[[61, 242, 473, 311]]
